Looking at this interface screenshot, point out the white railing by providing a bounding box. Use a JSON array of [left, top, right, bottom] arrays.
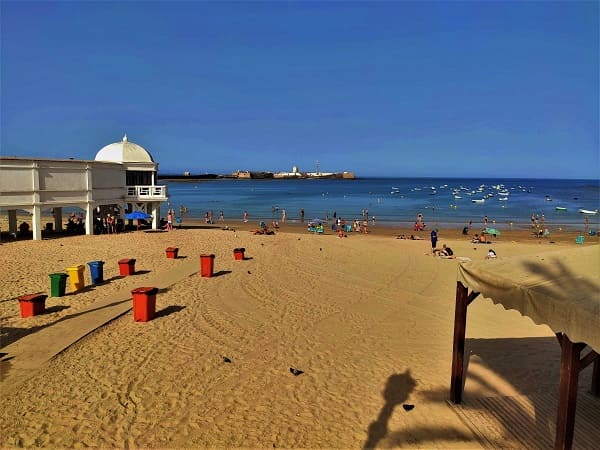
[[126, 185, 168, 199]]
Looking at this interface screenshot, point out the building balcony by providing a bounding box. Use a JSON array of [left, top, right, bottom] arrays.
[[126, 185, 168, 201]]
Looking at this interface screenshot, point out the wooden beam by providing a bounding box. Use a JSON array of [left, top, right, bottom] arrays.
[[450, 282, 472, 404], [466, 291, 480, 306], [579, 349, 598, 371], [554, 334, 586, 450]]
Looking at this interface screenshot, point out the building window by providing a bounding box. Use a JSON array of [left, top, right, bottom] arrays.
[[126, 171, 153, 185]]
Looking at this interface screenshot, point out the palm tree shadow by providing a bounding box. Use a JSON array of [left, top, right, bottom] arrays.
[[363, 369, 417, 449]]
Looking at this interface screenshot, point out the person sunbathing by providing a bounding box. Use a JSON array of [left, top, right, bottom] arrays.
[[433, 244, 455, 258]]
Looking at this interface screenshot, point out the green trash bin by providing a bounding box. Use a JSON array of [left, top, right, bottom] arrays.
[[49, 272, 68, 297]]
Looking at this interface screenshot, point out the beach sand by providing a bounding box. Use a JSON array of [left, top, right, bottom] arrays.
[[0, 220, 598, 448]]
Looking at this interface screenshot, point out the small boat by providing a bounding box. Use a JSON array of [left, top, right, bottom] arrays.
[[454, 195, 462, 199], [555, 207, 567, 211], [578, 209, 599, 215], [498, 197, 508, 201], [472, 199, 485, 204]]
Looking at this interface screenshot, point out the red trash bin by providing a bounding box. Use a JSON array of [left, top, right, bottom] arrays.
[[165, 247, 179, 259], [131, 287, 158, 322], [118, 258, 136, 276], [18, 293, 48, 318], [233, 247, 245, 260], [200, 254, 215, 277]]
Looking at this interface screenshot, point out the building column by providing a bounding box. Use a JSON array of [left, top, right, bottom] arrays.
[[151, 202, 160, 230], [8, 210, 18, 235], [53, 207, 63, 232], [85, 204, 93, 236], [85, 163, 93, 236], [31, 205, 42, 241], [31, 161, 42, 240]]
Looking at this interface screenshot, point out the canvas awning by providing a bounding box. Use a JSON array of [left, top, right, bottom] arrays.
[[457, 245, 600, 352], [450, 245, 600, 450]]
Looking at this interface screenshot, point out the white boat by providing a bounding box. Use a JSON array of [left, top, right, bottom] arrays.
[[472, 199, 485, 204], [454, 195, 462, 199], [578, 209, 599, 215], [555, 207, 567, 211], [498, 197, 508, 201]]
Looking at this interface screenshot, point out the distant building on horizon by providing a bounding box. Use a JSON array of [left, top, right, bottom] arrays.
[[273, 165, 303, 179]]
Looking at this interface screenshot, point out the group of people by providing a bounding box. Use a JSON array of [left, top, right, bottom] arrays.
[[94, 213, 120, 234], [429, 228, 497, 259]]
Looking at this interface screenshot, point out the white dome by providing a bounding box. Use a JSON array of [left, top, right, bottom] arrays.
[[94, 135, 154, 163]]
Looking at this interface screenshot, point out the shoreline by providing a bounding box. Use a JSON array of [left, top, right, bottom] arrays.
[[2, 214, 596, 245]]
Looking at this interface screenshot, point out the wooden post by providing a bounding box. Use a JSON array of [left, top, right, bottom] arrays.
[[554, 334, 585, 450], [450, 282, 469, 404], [592, 356, 600, 397]]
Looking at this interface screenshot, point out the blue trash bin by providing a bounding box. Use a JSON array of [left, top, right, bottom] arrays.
[[87, 260, 105, 284]]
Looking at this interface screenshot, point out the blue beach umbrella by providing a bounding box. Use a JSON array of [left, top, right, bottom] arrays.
[[124, 211, 153, 220]]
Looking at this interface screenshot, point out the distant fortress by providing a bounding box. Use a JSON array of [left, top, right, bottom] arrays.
[[159, 165, 356, 180]]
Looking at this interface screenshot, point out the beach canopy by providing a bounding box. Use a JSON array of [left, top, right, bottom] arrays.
[[450, 245, 600, 449], [124, 211, 153, 220], [457, 246, 599, 350]]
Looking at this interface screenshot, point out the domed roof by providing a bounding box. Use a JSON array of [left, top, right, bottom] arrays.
[[94, 135, 154, 163]]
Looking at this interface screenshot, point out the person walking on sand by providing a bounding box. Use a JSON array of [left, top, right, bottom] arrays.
[[166, 210, 174, 231], [243, 211, 249, 223], [218, 210, 224, 222], [282, 209, 287, 223], [430, 228, 438, 254]]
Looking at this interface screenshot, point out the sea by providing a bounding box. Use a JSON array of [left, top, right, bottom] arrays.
[[163, 177, 600, 231]]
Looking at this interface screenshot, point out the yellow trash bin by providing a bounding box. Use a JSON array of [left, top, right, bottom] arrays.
[[65, 265, 85, 292]]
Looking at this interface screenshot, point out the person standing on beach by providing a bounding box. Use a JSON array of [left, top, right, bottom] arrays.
[[584, 216, 589, 233], [166, 210, 173, 231], [430, 228, 438, 253], [282, 209, 287, 223], [300, 208, 304, 223], [243, 211, 249, 222], [218, 210, 224, 222]]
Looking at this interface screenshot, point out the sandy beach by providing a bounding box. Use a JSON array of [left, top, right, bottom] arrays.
[[1, 220, 598, 448]]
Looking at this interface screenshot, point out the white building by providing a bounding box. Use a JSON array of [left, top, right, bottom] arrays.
[[0, 135, 168, 240]]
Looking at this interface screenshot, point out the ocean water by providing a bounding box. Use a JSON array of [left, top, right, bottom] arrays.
[[164, 177, 599, 231]]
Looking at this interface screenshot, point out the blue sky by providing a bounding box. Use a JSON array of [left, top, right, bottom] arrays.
[[1, 1, 598, 178]]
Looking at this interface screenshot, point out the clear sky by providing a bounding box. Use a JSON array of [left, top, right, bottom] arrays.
[[1, 1, 598, 179]]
